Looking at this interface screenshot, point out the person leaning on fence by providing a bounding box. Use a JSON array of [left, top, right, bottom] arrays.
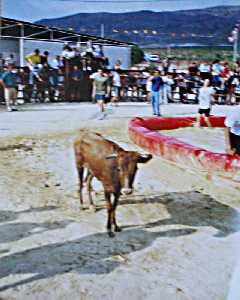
[[26, 49, 41, 67], [225, 72, 239, 105], [165, 73, 175, 103], [37, 63, 53, 102], [225, 107, 240, 155], [41, 51, 50, 66], [0, 64, 19, 112], [51, 55, 64, 88], [70, 65, 84, 102], [111, 69, 121, 106], [21, 66, 33, 103]]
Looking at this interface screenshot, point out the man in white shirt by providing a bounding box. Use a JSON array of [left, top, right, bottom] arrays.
[[111, 69, 121, 106], [199, 62, 211, 80], [225, 108, 240, 155], [196, 79, 215, 127]]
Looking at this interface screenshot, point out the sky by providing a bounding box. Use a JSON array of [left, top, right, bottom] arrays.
[[4, 0, 240, 22]]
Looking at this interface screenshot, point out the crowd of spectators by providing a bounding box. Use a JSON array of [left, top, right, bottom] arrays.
[[1, 42, 240, 112]]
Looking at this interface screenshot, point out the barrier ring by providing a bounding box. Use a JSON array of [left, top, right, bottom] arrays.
[[129, 116, 240, 181]]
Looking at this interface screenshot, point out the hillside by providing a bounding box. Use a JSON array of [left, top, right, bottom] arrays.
[[36, 6, 240, 47]]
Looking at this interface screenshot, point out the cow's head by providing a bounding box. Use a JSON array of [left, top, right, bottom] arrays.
[[106, 151, 152, 195]]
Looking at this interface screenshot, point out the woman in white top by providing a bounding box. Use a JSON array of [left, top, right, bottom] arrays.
[[146, 71, 153, 103], [196, 79, 215, 127]]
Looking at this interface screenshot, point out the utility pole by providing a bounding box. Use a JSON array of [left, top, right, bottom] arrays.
[[229, 24, 239, 63], [0, 0, 2, 39], [101, 23, 104, 38], [233, 27, 239, 63], [167, 46, 171, 58]]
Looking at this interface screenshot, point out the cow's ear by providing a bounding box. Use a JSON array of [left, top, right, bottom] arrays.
[[105, 154, 118, 160], [137, 154, 152, 163]]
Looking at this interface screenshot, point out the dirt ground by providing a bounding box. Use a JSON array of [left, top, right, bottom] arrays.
[[0, 102, 240, 300]]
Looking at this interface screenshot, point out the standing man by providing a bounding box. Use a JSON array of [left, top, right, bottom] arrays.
[[225, 107, 240, 155], [151, 70, 163, 116], [196, 79, 215, 127], [111, 69, 121, 106], [0, 64, 18, 112], [90, 69, 110, 120]]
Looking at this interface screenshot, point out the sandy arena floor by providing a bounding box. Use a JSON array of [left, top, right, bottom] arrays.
[[0, 102, 239, 300], [161, 127, 227, 154]]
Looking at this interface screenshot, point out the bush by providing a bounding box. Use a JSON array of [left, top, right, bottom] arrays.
[[131, 46, 144, 65]]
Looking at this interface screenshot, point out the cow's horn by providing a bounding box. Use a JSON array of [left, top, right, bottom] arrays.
[[138, 153, 153, 163], [140, 153, 152, 158], [105, 153, 118, 159]]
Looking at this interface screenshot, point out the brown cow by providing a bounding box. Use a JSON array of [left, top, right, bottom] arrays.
[[74, 130, 152, 237]]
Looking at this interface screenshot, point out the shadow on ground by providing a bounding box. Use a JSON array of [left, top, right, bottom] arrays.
[[0, 227, 196, 292], [0, 220, 71, 244], [0, 191, 239, 292], [0, 206, 58, 224], [121, 191, 240, 237]]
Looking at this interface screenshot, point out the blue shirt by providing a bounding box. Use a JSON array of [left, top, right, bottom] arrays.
[[1, 71, 17, 88], [71, 70, 83, 81], [151, 76, 163, 92]]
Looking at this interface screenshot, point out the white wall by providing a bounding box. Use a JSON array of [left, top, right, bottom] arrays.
[[103, 46, 131, 69], [0, 38, 131, 69], [0, 38, 20, 63], [24, 40, 64, 62]]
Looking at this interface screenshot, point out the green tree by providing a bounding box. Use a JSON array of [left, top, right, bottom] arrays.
[[131, 45, 144, 65]]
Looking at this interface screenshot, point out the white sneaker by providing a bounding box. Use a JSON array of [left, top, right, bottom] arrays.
[[98, 113, 106, 120], [7, 107, 12, 112]]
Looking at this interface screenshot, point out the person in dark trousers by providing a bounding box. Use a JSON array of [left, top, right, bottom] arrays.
[[225, 108, 240, 155], [70, 65, 83, 101], [37, 63, 53, 102], [151, 70, 163, 116], [41, 51, 50, 66]]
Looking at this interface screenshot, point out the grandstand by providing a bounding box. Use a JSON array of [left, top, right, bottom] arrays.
[[0, 17, 133, 68]]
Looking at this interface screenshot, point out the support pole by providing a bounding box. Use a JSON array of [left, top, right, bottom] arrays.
[[233, 28, 239, 63], [77, 36, 81, 48], [101, 24, 104, 38], [19, 25, 25, 67], [0, 0, 2, 39]]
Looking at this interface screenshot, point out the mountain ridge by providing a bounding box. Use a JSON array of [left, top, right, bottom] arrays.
[[36, 6, 240, 47]]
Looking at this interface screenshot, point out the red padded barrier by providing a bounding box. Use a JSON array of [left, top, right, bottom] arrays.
[[129, 116, 240, 180]]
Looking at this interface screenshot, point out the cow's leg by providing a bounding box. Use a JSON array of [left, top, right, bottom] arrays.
[[77, 167, 84, 210], [105, 191, 114, 237], [112, 192, 121, 232], [86, 172, 96, 212], [74, 146, 85, 210]]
